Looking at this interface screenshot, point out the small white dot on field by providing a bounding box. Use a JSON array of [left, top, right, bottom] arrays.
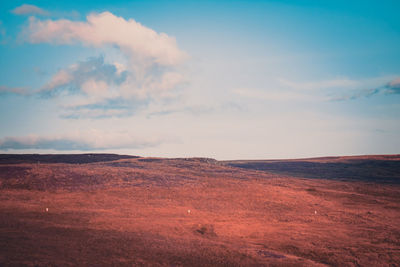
[[187, 209, 191, 214], [314, 210, 317, 215], [46, 208, 49, 212]]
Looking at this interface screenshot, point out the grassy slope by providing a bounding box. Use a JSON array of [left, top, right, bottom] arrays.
[[0, 156, 399, 266]]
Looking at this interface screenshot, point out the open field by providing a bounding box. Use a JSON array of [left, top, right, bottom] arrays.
[[0, 154, 399, 266]]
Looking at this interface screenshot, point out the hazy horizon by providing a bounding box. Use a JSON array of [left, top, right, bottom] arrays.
[[1, 0, 399, 159]]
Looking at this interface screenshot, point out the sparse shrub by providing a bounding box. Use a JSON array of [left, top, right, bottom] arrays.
[[193, 224, 217, 237]]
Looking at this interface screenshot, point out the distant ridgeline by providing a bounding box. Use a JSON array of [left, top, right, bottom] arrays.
[[0, 154, 139, 164], [1, 153, 399, 183]]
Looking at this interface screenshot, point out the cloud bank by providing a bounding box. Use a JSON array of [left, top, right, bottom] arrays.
[[0, 131, 166, 150], [15, 11, 188, 118]]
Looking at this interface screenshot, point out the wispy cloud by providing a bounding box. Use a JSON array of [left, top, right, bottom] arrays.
[[0, 130, 168, 150], [147, 105, 215, 118], [60, 98, 144, 119], [384, 78, 400, 94], [331, 77, 400, 101], [12, 4, 49, 16], [0, 20, 7, 44], [145, 101, 244, 118], [232, 78, 363, 103], [232, 76, 400, 103], [0, 85, 31, 96], [278, 77, 359, 91], [233, 88, 325, 101], [0, 21, 5, 37]]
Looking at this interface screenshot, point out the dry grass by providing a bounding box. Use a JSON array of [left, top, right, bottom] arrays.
[[0, 156, 399, 266]]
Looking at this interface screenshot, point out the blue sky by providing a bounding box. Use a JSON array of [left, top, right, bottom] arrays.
[[0, 0, 399, 159]]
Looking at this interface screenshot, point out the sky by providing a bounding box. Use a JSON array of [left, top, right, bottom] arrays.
[[0, 0, 399, 160]]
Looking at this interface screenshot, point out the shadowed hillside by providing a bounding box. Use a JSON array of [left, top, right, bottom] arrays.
[[225, 155, 400, 184], [0, 154, 139, 164]]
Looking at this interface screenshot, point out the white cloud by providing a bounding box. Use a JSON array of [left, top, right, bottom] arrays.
[[26, 12, 187, 66], [12, 4, 49, 16], [0, 130, 168, 150], [142, 71, 185, 99], [113, 62, 127, 75]]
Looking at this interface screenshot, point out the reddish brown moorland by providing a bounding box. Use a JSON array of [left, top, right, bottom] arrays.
[[0, 154, 399, 266]]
